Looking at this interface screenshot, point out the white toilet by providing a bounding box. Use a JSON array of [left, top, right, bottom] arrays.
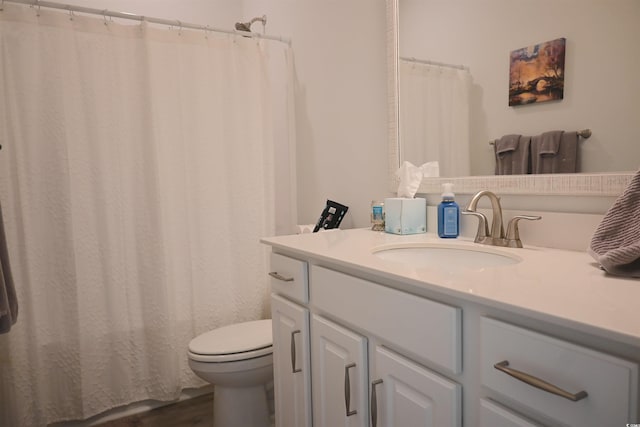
[[187, 319, 274, 427]]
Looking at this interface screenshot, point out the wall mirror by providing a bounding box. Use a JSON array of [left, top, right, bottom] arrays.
[[386, 0, 636, 196]]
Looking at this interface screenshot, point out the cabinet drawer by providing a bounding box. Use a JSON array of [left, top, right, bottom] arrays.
[[481, 317, 638, 427], [479, 399, 542, 427], [311, 265, 461, 374], [269, 253, 308, 304]]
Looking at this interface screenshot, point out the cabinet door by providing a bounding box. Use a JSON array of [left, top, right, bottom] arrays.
[[271, 294, 312, 427], [311, 314, 368, 427], [371, 346, 461, 427]]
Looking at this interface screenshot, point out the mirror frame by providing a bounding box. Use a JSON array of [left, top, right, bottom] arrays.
[[386, 0, 634, 196]]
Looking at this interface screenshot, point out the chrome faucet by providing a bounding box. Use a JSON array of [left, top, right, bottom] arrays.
[[462, 190, 541, 248]]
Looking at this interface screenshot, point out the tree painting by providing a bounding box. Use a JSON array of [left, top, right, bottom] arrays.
[[509, 38, 566, 106]]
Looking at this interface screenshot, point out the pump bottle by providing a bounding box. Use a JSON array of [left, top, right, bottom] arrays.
[[438, 183, 459, 238]]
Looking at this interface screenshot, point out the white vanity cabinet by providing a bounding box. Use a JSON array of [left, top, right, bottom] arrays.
[[310, 264, 462, 427], [269, 254, 312, 427], [311, 313, 462, 427], [269, 252, 462, 427], [264, 230, 640, 427]]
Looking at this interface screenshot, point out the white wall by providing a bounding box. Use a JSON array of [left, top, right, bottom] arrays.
[[291, 0, 387, 229], [400, 0, 640, 176], [243, 0, 390, 229]]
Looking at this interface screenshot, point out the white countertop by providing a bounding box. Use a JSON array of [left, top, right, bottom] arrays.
[[261, 228, 640, 348]]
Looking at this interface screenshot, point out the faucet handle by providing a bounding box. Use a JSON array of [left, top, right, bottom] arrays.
[[505, 215, 542, 248], [462, 210, 490, 243]]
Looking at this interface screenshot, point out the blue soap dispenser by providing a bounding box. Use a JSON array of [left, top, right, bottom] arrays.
[[438, 183, 459, 238]]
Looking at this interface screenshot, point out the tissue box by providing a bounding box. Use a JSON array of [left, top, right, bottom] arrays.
[[384, 198, 426, 235]]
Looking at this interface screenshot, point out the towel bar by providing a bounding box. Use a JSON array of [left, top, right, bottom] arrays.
[[489, 129, 591, 145]]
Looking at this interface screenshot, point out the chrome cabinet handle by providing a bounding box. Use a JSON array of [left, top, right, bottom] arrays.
[[494, 360, 588, 402], [269, 271, 294, 282], [344, 363, 357, 416], [290, 330, 302, 373], [371, 379, 383, 427]]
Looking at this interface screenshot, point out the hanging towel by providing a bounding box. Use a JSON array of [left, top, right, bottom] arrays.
[[0, 201, 17, 334], [531, 130, 578, 174], [494, 134, 530, 175], [588, 169, 640, 278]]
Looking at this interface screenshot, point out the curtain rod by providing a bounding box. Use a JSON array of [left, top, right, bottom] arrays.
[[400, 56, 468, 71], [1, 0, 291, 45]]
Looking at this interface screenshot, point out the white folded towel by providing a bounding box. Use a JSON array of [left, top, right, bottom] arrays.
[[588, 169, 640, 277]]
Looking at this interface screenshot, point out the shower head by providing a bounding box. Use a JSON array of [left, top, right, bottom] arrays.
[[234, 22, 251, 32], [234, 15, 267, 33]]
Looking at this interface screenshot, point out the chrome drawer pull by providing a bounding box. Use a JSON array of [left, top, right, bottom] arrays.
[[290, 330, 302, 373], [269, 271, 294, 282], [344, 363, 357, 416], [371, 379, 383, 427], [494, 360, 588, 402]]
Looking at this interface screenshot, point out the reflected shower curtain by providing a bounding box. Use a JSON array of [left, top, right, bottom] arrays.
[[0, 4, 294, 425], [399, 60, 471, 177]]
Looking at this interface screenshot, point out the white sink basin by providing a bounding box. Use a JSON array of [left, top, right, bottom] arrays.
[[372, 242, 521, 273]]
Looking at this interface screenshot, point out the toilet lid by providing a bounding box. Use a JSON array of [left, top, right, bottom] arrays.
[[188, 319, 272, 357]]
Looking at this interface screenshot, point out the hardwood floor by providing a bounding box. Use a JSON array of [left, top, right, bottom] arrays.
[[95, 393, 214, 427]]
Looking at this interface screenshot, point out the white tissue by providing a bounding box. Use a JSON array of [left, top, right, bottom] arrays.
[[296, 224, 316, 234], [395, 161, 439, 198], [422, 161, 440, 178]]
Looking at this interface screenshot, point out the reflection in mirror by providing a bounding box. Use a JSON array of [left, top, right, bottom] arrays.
[[397, 0, 640, 177], [399, 58, 471, 177]]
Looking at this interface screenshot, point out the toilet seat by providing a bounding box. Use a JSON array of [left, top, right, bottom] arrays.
[[188, 319, 273, 363]]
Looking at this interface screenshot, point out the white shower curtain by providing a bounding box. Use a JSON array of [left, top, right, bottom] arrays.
[[0, 4, 294, 426], [399, 59, 471, 177]]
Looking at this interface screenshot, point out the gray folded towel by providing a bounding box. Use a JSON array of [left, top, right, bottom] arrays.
[[495, 134, 520, 155], [538, 130, 561, 154], [589, 169, 640, 278], [0, 201, 18, 334], [531, 130, 578, 174], [494, 134, 530, 175]]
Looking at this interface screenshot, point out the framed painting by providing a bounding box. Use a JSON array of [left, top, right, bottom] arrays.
[[509, 37, 566, 106]]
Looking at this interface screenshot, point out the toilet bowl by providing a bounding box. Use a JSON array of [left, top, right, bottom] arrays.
[[188, 319, 273, 427]]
